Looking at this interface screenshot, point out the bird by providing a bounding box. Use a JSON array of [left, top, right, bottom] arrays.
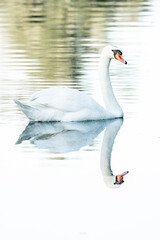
[[14, 45, 127, 122]]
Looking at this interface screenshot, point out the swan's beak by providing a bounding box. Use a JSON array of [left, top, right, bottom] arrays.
[[115, 52, 127, 64], [114, 171, 129, 185]]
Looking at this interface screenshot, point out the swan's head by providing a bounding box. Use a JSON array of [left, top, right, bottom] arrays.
[[103, 171, 129, 189], [102, 45, 127, 64]]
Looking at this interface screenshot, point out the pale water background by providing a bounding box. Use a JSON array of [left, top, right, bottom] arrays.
[[1, 0, 160, 239]]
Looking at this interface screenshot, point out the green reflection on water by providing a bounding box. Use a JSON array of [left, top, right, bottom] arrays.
[[0, 0, 149, 82]]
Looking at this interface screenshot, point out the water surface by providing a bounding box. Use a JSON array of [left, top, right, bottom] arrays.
[[0, 0, 160, 239]]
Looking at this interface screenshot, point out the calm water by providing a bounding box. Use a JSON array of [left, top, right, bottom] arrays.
[[1, 0, 160, 239]]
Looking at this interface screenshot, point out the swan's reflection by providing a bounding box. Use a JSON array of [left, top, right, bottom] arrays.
[[16, 119, 128, 188], [16, 120, 107, 152], [100, 118, 128, 188]]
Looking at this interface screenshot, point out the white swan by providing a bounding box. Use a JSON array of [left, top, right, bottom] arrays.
[[14, 45, 127, 122]]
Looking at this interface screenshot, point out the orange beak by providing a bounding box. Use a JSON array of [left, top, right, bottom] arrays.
[[115, 52, 127, 64], [115, 171, 129, 184]]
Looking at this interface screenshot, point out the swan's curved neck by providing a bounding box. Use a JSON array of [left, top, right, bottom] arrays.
[[99, 55, 123, 118]]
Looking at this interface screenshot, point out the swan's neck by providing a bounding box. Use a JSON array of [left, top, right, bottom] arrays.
[[99, 55, 123, 118]]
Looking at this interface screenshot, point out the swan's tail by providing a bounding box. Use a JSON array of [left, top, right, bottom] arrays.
[[14, 99, 37, 121]]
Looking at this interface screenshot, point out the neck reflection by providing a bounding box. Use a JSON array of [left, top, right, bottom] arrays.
[[100, 118, 128, 188]]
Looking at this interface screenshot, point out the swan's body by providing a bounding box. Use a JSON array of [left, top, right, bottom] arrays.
[[14, 45, 127, 122], [15, 87, 107, 122]]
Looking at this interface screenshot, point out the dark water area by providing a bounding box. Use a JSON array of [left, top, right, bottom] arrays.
[[0, 0, 154, 122]]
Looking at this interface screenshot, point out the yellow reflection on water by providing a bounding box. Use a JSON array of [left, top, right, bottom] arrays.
[[0, 0, 154, 122]]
